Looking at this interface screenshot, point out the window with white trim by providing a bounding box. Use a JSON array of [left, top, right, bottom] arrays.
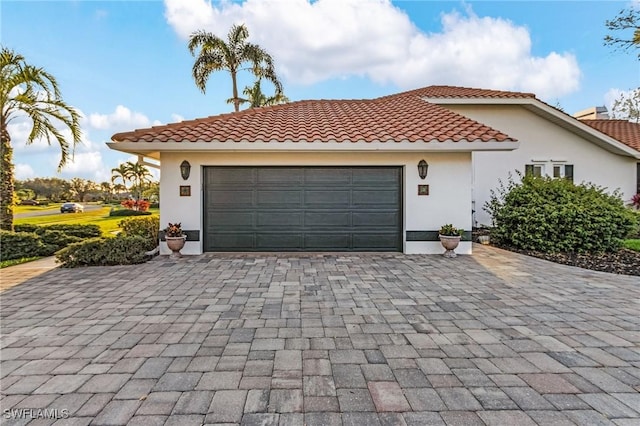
[[553, 164, 574, 182], [525, 164, 544, 178]]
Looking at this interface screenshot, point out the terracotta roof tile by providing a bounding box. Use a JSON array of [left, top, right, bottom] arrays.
[[111, 86, 517, 144], [581, 119, 640, 152], [394, 85, 537, 99]]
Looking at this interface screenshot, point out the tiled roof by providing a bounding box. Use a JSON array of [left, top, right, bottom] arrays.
[[581, 119, 640, 152], [401, 85, 536, 99], [111, 87, 516, 144]]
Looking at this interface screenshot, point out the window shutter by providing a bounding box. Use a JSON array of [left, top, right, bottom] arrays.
[[564, 165, 574, 183], [525, 164, 534, 176], [637, 163, 639, 193]]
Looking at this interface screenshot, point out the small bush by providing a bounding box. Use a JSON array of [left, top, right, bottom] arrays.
[[39, 230, 82, 252], [16, 224, 102, 239], [485, 174, 638, 253], [56, 236, 150, 268], [109, 209, 151, 217], [14, 224, 39, 233], [0, 231, 49, 260], [119, 216, 159, 250], [43, 224, 102, 238]]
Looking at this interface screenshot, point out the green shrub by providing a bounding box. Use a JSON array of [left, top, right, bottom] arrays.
[[56, 236, 150, 268], [0, 231, 50, 260], [39, 230, 82, 252], [485, 174, 638, 253], [15, 224, 101, 239], [14, 224, 39, 233], [43, 224, 102, 238], [118, 216, 159, 250], [109, 209, 152, 217]]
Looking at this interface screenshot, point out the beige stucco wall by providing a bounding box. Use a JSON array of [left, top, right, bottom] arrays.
[[445, 105, 637, 226], [159, 151, 473, 255]]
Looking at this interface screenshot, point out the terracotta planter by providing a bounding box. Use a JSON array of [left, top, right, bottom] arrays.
[[439, 235, 461, 258], [165, 236, 186, 259]]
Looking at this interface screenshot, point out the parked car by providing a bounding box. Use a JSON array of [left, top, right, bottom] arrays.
[[60, 202, 84, 213], [19, 199, 39, 205]]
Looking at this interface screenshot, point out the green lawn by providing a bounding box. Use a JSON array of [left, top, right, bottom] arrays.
[[623, 239, 640, 252], [14, 203, 62, 214], [15, 207, 159, 235], [0, 257, 41, 269]]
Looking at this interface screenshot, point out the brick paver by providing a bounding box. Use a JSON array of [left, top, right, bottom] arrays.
[[1, 244, 639, 424]]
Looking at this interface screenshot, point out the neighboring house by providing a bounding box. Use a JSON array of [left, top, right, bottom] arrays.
[[419, 87, 640, 226], [579, 119, 640, 195], [108, 89, 519, 255]]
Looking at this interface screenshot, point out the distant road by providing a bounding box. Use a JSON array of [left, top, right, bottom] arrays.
[[15, 204, 105, 219]]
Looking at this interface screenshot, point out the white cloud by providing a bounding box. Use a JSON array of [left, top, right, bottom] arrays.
[[164, 0, 581, 99], [87, 105, 155, 132], [14, 164, 35, 180], [604, 87, 640, 120], [171, 113, 185, 123], [58, 151, 111, 182]]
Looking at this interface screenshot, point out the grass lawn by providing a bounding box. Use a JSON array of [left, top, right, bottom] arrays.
[[14, 203, 62, 214], [623, 239, 640, 252], [15, 207, 159, 235], [0, 257, 41, 269]]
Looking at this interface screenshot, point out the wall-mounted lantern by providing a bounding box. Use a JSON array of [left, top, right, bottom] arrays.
[[418, 159, 429, 180], [180, 160, 191, 180]]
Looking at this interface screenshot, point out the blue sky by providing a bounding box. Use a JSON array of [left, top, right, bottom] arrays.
[[3, 0, 639, 182]]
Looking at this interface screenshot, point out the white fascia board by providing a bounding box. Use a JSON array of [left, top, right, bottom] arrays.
[[423, 96, 640, 159], [107, 139, 519, 154]]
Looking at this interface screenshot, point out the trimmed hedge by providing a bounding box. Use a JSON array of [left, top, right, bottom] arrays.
[[119, 216, 159, 251], [39, 230, 82, 252], [109, 209, 152, 217], [14, 224, 101, 238], [56, 236, 150, 268], [485, 174, 638, 253], [0, 231, 50, 260]]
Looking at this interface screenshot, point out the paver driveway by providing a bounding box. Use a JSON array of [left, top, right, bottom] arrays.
[[1, 244, 639, 426]]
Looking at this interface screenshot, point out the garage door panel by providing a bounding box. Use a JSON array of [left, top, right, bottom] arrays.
[[208, 211, 254, 226], [353, 233, 400, 249], [257, 234, 303, 249], [258, 168, 304, 184], [257, 190, 302, 205], [209, 233, 255, 250], [305, 234, 350, 249], [210, 190, 254, 205], [204, 167, 401, 251], [305, 168, 352, 184], [257, 211, 303, 227], [353, 212, 399, 227], [352, 190, 398, 205], [352, 168, 400, 183], [304, 190, 350, 206], [209, 168, 255, 184], [304, 212, 350, 227]]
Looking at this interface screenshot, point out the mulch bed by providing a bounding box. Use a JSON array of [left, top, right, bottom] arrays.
[[493, 244, 640, 277]]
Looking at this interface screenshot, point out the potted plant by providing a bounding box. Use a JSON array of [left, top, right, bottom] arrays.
[[164, 222, 186, 259], [438, 224, 464, 258]]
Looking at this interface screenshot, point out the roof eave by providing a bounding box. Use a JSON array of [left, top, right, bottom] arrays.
[[107, 139, 519, 155], [423, 97, 640, 159]]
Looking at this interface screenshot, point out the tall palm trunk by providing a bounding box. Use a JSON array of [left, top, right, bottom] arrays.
[[0, 118, 14, 231], [231, 71, 240, 112]]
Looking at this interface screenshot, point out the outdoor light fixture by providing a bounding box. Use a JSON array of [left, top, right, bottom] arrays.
[[180, 160, 191, 180], [418, 159, 429, 180]]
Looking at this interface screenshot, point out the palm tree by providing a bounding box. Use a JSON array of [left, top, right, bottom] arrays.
[[111, 163, 130, 190], [229, 79, 290, 109], [0, 47, 82, 230], [188, 24, 283, 112], [126, 162, 153, 201]]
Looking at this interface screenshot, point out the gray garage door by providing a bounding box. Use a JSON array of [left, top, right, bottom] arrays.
[[204, 166, 402, 251]]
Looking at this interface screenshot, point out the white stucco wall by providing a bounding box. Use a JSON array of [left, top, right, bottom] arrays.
[[159, 151, 473, 255], [444, 105, 638, 226]]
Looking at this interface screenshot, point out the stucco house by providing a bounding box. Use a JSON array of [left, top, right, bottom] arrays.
[[418, 87, 640, 226], [108, 87, 519, 255], [108, 85, 640, 254]]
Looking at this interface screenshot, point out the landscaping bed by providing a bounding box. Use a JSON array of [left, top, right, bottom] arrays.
[[493, 243, 640, 276]]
